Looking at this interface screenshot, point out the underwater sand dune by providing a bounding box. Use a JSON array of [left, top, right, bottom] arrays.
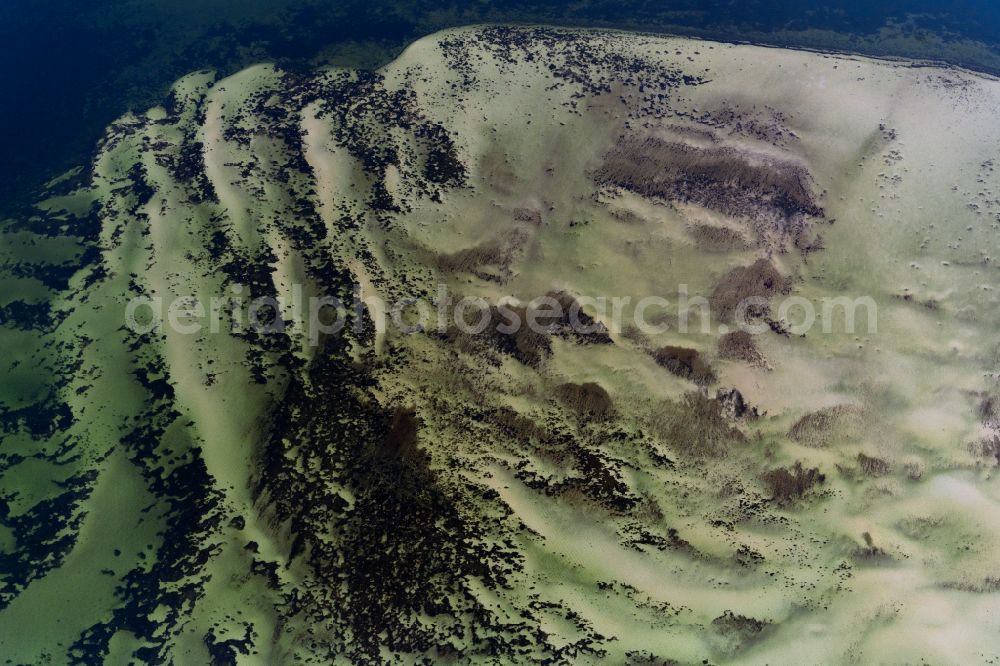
[[2, 24, 1000, 664]]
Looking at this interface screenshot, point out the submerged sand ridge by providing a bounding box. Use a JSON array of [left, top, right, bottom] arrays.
[[2, 24, 1000, 664]]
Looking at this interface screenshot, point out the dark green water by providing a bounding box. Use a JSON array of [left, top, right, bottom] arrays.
[[2, 0, 1000, 215]]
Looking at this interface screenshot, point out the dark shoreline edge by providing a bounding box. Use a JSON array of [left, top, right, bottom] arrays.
[[457, 21, 1000, 80]]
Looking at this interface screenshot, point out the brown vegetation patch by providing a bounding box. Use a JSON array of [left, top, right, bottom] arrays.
[[491, 406, 546, 442], [610, 209, 646, 225], [628, 526, 699, 557], [445, 306, 551, 367], [941, 577, 1000, 593], [437, 229, 528, 281], [621, 324, 651, 347], [594, 135, 822, 238], [896, 515, 943, 540], [788, 405, 865, 448], [978, 393, 1000, 427], [761, 461, 824, 505], [445, 290, 611, 368], [687, 223, 751, 252], [653, 391, 745, 456], [556, 444, 638, 512], [554, 382, 614, 421], [544, 290, 614, 344], [717, 330, 769, 368], [652, 345, 716, 385], [971, 435, 1000, 466], [512, 208, 542, 226], [710, 258, 791, 321], [716, 388, 760, 420], [857, 452, 890, 476]]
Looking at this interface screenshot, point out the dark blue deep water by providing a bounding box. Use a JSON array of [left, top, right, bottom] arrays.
[[2, 0, 999, 214]]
